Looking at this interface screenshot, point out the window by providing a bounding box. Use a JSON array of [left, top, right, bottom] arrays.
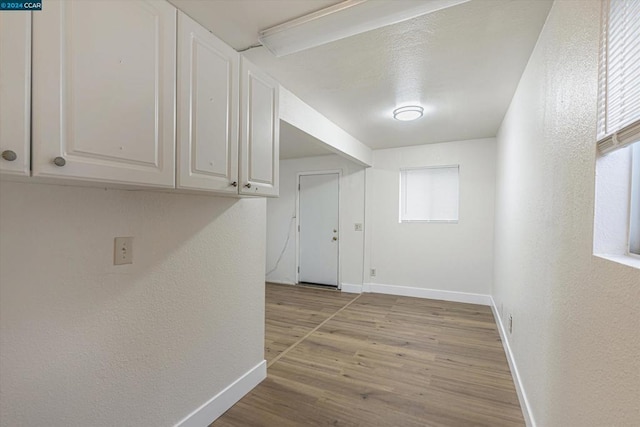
[[399, 165, 459, 223], [594, 0, 640, 266]]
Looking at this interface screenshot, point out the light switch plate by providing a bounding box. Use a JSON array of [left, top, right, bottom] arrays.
[[114, 237, 133, 265]]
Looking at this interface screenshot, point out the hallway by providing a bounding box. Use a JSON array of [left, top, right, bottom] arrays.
[[213, 283, 523, 426]]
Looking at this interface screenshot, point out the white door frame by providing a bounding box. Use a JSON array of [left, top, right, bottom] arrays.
[[296, 170, 342, 289]]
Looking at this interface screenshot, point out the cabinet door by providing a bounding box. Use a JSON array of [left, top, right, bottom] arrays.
[[0, 12, 31, 177], [32, 0, 176, 188], [239, 58, 279, 197], [177, 12, 239, 193]]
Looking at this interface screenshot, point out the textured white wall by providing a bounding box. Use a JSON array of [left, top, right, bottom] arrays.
[[266, 154, 366, 287], [493, 1, 640, 425], [0, 181, 266, 426], [365, 138, 496, 294]]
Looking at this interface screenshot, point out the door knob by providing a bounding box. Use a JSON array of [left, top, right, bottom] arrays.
[[53, 156, 66, 167], [230, 181, 238, 187], [244, 183, 252, 188], [332, 236, 338, 241], [333, 229, 337, 233], [1, 150, 17, 161]]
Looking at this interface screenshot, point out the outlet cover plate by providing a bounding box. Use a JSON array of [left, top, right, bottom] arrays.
[[114, 237, 133, 265]]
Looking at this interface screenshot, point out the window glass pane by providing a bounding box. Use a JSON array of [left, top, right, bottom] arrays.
[[400, 166, 459, 222]]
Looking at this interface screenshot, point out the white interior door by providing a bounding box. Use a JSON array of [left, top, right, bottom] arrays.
[[298, 173, 339, 287]]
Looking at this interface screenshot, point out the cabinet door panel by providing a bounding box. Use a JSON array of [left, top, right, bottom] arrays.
[[240, 58, 279, 197], [248, 81, 274, 182], [177, 12, 238, 192], [32, 0, 176, 187], [0, 12, 31, 177]]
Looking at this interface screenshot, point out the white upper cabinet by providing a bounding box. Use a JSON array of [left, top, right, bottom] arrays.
[[239, 58, 279, 197], [31, 0, 177, 188], [0, 12, 31, 177], [13, 0, 279, 197], [177, 12, 239, 193]]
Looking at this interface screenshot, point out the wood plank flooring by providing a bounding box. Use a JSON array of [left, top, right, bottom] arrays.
[[264, 283, 357, 364], [213, 283, 524, 427]]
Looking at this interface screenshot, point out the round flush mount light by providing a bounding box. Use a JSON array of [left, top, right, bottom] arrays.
[[393, 105, 424, 121]]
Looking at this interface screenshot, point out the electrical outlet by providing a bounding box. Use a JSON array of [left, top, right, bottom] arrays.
[[508, 314, 513, 334], [114, 237, 133, 265], [370, 268, 376, 277], [354, 223, 363, 231]]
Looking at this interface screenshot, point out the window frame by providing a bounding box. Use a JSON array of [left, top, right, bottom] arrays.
[[628, 143, 640, 257], [398, 164, 460, 224], [592, 0, 640, 269]]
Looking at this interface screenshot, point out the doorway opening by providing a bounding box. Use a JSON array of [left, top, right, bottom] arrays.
[[297, 171, 340, 288]]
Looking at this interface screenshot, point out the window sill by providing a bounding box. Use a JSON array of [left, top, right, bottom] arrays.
[[594, 253, 640, 270]]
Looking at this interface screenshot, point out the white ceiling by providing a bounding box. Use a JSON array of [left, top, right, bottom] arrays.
[[171, 0, 553, 156]]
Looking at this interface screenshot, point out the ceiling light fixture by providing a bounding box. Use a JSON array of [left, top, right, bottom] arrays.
[[393, 106, 424, 121], [259, 0, 471, 57]]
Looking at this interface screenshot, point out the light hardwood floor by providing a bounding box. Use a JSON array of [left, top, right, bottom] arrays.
[[264, 283, 357, 364], [213, 283, 524, 426]]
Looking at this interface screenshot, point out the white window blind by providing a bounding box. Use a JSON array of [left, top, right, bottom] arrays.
[[597, 0, 640, 154], [399, 166, 459, 222]]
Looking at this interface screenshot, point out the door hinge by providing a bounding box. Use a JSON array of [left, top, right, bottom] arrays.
[[297, 266, 300, 273], [298, 183, 300, 191], [298, 225, 300, 232]]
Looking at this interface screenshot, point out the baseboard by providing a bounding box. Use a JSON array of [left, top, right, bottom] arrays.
[[340, 282, 363, 293], [362, 283, 492, 306], [174, 360, 267, 427], [489, 298, 535, 427], [265, 279, 296, 286]]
